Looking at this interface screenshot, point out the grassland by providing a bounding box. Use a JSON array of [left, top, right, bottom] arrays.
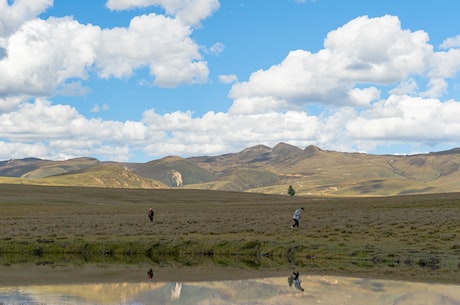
[[0, 184, 459, 284]]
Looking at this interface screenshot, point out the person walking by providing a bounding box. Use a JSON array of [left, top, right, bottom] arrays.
[[291, 207, 304, 228], [148, 208, 154, 222]]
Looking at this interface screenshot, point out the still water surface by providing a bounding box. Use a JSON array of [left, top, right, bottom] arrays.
[[1, 274, 459, 305]]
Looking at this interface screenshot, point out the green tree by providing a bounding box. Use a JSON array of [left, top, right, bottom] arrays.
[[288, 185, 296, 196]]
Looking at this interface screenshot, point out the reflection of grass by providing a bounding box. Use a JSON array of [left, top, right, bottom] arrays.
[[0, 184, 459, 283]]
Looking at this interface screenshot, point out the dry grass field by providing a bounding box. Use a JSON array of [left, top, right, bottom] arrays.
[[0, 184, 459, 284]]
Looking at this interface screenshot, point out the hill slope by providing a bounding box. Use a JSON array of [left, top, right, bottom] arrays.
[[130, 156, 216, 187], [0, 164, 167, 189], [185, 143, 460, 196], [3, 143, 460, 195], [0, 157, 100, 178]]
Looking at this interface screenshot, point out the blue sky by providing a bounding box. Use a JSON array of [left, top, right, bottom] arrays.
[[1, 0, 460, 162]]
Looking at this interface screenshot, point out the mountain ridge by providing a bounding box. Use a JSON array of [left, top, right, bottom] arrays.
[[2, 143, 460, 196]]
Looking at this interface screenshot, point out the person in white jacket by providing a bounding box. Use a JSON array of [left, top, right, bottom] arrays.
[[288, 271, 304, 291], [291, 208, 304, 228]]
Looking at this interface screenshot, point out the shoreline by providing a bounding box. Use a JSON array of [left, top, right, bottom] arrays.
[[0, 255, 458, 286]]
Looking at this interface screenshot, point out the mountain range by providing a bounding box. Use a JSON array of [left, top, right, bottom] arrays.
[[2, 143, 460, 196]]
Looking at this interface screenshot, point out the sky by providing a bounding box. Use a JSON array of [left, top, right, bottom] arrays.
[[1, 0, 460, 162]]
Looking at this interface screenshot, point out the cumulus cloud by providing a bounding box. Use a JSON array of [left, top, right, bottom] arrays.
[[0, 95, 28, 112], [390, 78, 419, 96], [94, 13, 208, 87], [0, 99, 319, 160], [0, 17, 97, 97], [348, 87, 381, 107], [420, 78, 448, 98], [0, 2, 210, 98], [0, 0, 53, 36], [440, 35, 460, 49], [141, 109, 320, 157], [346, 95, 460, 143], [105, 0, 220, 26], [429, 48, 460, 79], [0, 141, 49, 160], [228, 15, 443, 114], [2, 94, 460, 161], [0, 99, 146, 161]]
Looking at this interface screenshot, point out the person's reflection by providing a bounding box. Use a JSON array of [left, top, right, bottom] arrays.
[[147, 268, 154, 279], [288, 271, 304, 292]]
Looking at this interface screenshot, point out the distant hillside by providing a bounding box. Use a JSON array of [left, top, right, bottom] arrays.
[[0, 164, 167, 189], [3, 143, 460, 196], [130, 156, 216, 187], [169, 143, 460, 196], [0, 157, 100, 178], [184, 168, 280, 192]]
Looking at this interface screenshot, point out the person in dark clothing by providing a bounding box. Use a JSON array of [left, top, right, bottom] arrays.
[[148, 208, 154, 222], [147, 268, 153, 279]]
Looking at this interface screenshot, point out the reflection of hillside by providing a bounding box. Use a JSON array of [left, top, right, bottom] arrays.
[[23, 282, 166, 304], [1, 275, 459, 305], [183, 280, 279, 303]]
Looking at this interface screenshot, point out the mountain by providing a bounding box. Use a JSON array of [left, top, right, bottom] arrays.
[[39, 164, 168, 189], [2, 143, 460, 196], [129, 156, 216, 187], [0, 162, 167, 189], [0, 157, 100, 178]]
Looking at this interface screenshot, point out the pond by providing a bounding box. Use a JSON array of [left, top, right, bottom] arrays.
[[1, 264, 459, 305]]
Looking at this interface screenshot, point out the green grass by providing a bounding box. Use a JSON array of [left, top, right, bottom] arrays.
[[0, 184, 459, 283]]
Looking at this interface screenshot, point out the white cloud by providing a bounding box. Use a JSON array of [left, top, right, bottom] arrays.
[[105, 0, 220, 26], [420, 78, 447, 98], [141, 109, 319, 157], [229, 96, 289, 115], [440, 35, 460, 49], [228, 15, 445, 114], [0, 99, 147, 161], [56, 81, 91, 97], [94, 13, 208, 87], [2, 93, 460, 162], [0, 0, 53, 36], [346, 95, 460, 143], [0, 141, 49, 160], [0, 99, 145, 142], [0, 17, 99, 97], [348, 87, 381, 107], [390, 78, 418, 96], [0, 10, 209, 97], [0, 95, 28, 112], [0, 99, 89, 141], [324, 15, 432, 82], [219, 74, 237, 84], [429, 49, 460, 79], [209, 42, 224, 55], [90, 104, 110, 113]]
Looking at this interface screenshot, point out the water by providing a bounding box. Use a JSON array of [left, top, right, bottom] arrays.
[[1, 274, 459, 305]]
